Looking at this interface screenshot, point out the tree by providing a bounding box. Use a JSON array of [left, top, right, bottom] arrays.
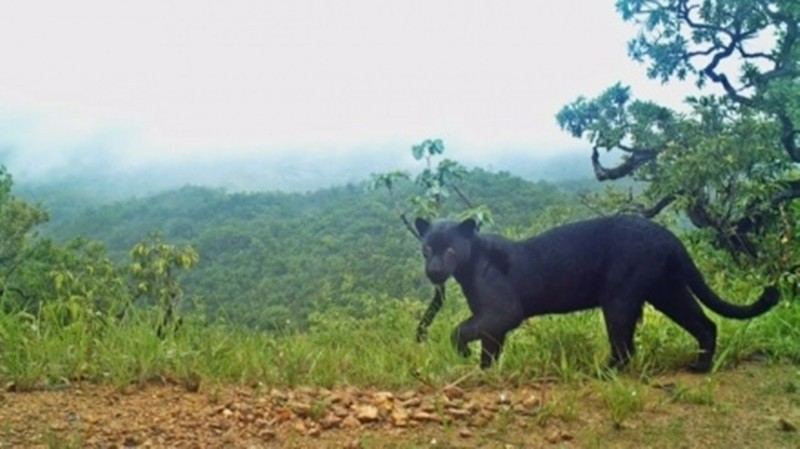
[[557, 0, 799, 262], [129, 234, 199, 337], [0, 166, 50, 308], [370, 139, 491, 239], [371, 140, 492, 341]]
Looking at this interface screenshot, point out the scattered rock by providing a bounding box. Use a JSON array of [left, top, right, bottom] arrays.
[[122, 436, 141, 447], [397, 390, 417, 401], [319, 413, 342, 429], [445, 407, 470, 419], [331, 404, 351, 418], [471, 416, 491, 428], [289, 401, 312, 418], [497, 392, 511, 405], [355, 405, 380, 423], [391, 408, 411, 427], [401, 397, 422, 408], [546, 430, 574, 444], [273, 409, 293, 424], [411, 411, 442, 423], [258, 428, 277, 440], [458, 427, 474, 438], [522, 395, 541, 409], [329, 392, 353, 407], [443, 385, 465, 400], [341, 415, 362, 429], [463, 400, 480, 412], [307, 425, 321, 437], [292, 421, 307, 434], [419, 401, 436, 413], [373, 391, 394, 404], [183, 374, 201, 393]]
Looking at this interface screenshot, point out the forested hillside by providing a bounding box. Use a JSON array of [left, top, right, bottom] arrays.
[[26, 168, 586, 330]]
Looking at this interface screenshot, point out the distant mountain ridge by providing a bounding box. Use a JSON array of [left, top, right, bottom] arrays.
[[14, 150, 593, 202]]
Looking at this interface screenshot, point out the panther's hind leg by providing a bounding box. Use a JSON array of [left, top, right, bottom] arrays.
[[601, 299, 644, 370], [650, 287, 717, 373]]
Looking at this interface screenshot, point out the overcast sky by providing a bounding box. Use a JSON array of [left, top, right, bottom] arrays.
[[0, 0, 699, 178]]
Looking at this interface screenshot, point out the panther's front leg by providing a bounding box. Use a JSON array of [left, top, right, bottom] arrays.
[[451, 316, 478, 358], [452, 314, 521, 368]]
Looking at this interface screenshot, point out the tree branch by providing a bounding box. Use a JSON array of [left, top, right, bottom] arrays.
[[770, 180, 800, 206], [591, 146, 658, 181], [640, 194, 677, 218]]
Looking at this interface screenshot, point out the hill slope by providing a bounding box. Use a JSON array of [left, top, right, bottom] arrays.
[[26, 168, 587, 329]]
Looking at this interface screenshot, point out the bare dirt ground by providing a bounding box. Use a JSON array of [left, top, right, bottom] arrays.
[[1, 362, 798, 448]]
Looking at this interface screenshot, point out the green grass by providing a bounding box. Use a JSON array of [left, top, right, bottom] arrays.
[[1, 288, 798, 391]]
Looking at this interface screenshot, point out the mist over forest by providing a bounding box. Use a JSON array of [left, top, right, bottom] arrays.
[[11, 147, 595, 205]]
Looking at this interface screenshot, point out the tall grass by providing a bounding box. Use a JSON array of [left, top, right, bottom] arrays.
[[1, 280, 797, 391]]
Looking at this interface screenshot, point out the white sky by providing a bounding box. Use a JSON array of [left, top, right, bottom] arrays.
[[0, 0, 699, 170]]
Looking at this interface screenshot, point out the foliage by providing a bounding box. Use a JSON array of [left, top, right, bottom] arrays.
[[371, 139, 493, 239], [558, 0, 800, 265], [129, 234, 199, 334], [0, 161, 798, 393], [0, 167, 49, 309], [36, 168, 578, 331]]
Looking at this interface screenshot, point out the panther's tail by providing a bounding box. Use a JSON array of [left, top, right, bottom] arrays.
[[682, 253, 779, 319]]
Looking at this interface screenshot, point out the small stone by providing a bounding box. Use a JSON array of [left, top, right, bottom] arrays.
[[293, 421, 307, 434], [373, 391, 394, 404], [331, 405, 350, 418], [402, 397, 422, 408], [522, 395, 541, 409], [546, 431, 574, 444], [397, 390, 417, 401], [274, 409, 293, 423], [355, 405, 380, 422], [419, 401, 436, 413], [497, 393, 511, 405], [446, 408, 470, 419], [341, 415, 362, 429], [329, 392, 354, 407], [391, 408, 410, 427], [458, 427, 474, 438], [269, 389, 288, 401], [443, 386, 465, 400], [290, 401, 313, 418], [411, 411, 442, 423], [319, 413, 343, 429], [471, 416, 491, 428], [258, 428, 277, 440], [463, 400, 480, 412], [122, 436, 140, 447]]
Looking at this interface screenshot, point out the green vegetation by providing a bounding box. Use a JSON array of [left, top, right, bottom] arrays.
[[558, 0, 800, 268], [0, 3, 796, 431], [2, 156, 798, 394]]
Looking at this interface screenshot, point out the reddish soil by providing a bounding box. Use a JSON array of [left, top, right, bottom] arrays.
[[0, 362, 798, 448]]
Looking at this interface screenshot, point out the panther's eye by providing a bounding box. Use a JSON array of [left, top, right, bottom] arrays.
[[423, 245, 433, 258]]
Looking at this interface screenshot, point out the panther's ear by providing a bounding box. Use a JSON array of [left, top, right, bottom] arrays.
[[415, 218, 431, 237], [457, 218, 477, 237]]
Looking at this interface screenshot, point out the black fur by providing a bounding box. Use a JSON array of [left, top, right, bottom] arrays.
[[415, 215, 779, 372]]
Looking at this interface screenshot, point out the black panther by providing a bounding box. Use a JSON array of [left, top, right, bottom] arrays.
[[415, 215, 779, 372]]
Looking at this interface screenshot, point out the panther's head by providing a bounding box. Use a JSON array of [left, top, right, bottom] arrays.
[[414, 218, 476, 285]]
